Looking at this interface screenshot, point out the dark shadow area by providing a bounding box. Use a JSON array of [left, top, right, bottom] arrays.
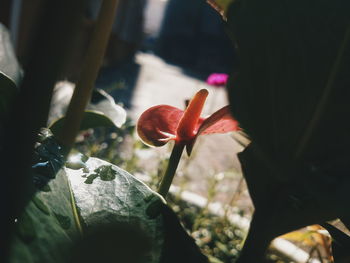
[[70, 222, 152, 263], [154, 0, 237, 80], [89, 0, 145, 109]]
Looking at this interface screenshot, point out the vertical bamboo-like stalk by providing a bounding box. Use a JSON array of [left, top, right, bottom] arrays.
[[58, 0, 119, 152]]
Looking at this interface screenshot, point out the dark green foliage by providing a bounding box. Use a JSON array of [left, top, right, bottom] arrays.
[[10, 130, 78, 262], [10, 169, 80, 263], [160, 204, 209, 263], [70, 223, 152, 263], [227, 0, 350, 161], [0, 23, 22, 118], [32, 196, 50, 215], [15, 211, 36, 243], [53, 213, 72, 230], [225, 0, 350, 261]]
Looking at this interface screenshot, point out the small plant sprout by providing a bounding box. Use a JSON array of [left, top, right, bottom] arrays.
[[137, 89, 239, 197]]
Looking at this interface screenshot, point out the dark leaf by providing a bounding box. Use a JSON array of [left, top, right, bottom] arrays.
[[226, 1, 350, 261], [0, 23, 22, 117], [160, 204, 209, 263], [321, 223, 350, 263], [10, 169, 80, 263], [10, 131, 79, 262]]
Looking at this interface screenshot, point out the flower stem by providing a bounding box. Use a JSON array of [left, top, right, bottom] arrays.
[[158, 142, 185, 198]]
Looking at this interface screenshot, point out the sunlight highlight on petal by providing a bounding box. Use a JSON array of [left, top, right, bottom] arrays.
[[176, 89, 208, 142], [198, 106, 239, 136]]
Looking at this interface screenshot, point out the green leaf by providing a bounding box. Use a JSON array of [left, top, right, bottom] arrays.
[[10, 169, 80, 263], [49, 110, 116, 136], [88, 88, 126, 128], [66, 157, 166, 262], [0, 23, 23, 117], [12, 150, 205, 263], [10, 129, 80, 262], [48, 81, 126, 129]]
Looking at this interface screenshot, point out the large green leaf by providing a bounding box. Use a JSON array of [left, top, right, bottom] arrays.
[[0, 23, 22, 117], [65, 156, 209, 263], [10, 169, 80, 263], [10, 130, 79, 263], [49, 110, 116, 136], [11, 151, 207, 262], [66, 156, 165, 262]]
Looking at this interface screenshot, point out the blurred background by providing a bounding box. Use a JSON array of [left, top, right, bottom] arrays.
[[0, 0, 236, 77]]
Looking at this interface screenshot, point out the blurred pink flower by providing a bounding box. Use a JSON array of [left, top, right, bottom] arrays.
[[206, 73, 229, 87]]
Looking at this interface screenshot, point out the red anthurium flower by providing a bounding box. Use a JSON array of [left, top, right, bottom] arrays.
[[137, 89, 239, 155]]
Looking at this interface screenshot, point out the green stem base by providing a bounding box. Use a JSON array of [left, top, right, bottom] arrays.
[[158, 143, 185, 198]]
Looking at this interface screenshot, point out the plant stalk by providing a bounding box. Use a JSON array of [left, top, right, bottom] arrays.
[[236, 210, 274, 263], [58, 0, 119, 153], [158, 142, 185, 198]]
